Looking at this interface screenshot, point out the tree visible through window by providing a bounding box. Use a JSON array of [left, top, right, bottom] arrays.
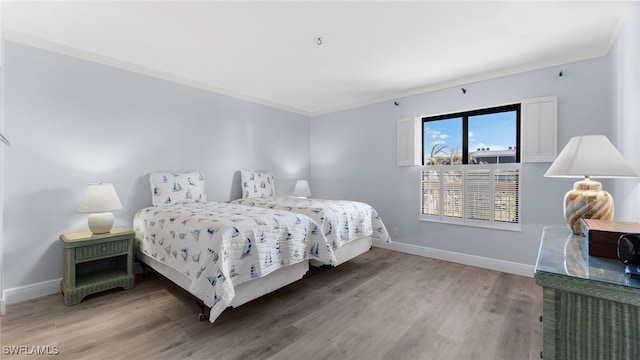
[[421, 104, 521, 230]]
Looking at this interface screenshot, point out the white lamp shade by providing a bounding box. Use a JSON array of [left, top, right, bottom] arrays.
[[78, 183, 123, 213], [292, 180, 312, 198], [544, 135, 638, 178]]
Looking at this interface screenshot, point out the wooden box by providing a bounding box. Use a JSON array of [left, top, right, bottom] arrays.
[[580, 219, 640, 259]]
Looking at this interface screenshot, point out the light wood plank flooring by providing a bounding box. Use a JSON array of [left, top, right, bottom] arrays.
[[0, 248, 542, 360]]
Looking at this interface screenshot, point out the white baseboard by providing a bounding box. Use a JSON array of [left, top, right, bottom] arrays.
[[4, 278, 62, 306], [373, 240, 535, 278]]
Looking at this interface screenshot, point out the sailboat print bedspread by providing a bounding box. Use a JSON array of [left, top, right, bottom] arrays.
[[230, 197, 391, 250], [133, 202, 334, 323]]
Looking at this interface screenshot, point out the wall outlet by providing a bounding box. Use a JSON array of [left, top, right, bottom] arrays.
[[393, 228, 400, 237]]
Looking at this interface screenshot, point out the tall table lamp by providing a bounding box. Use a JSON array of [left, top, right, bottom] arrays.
[[544, 135, 638, 234], [78, 183, 123, 234], [292, 180, 312, 199]]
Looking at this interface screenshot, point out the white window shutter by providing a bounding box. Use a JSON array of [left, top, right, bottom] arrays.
[[442, 169, 463, 219], [494, 167, 520, 224], [420, 164, 520, 230], [521, 96, 557, 162], [466, 169, 491, 221], [421, 169, 441, 216], [397, 117, 421, 166]]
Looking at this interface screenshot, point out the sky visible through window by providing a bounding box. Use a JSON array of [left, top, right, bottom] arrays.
[[423, 111, 517, 159]]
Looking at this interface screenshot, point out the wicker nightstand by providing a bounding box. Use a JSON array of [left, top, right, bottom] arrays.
[[60, 226, 135, 305], [535, 227, 640, 359]]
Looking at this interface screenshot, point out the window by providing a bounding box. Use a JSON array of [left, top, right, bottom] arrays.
[[423, 104, 520, 165], [421, 104, 521, 231]]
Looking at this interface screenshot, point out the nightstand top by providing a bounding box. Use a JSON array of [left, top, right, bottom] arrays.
[[535, 226, 640, 290], [60, 226, 134, 243]]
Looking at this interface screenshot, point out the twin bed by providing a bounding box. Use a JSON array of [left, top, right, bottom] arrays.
[[133, 170, 390, 323], [230, 171, 390, 267]]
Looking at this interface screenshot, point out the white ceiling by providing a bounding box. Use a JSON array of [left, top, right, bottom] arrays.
[[2, 1, 633, 116]]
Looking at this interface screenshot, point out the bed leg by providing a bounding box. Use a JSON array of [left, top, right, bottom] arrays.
[[134, 256, 150, 277], [197, 301, 209, 322]]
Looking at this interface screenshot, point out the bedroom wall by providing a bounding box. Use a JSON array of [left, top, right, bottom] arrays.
[[310, 55, 618, 275], [610, 1, 640, 222], [2, 41, 311, 301]]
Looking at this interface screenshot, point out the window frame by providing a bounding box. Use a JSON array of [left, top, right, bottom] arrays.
[[420, 104, 522, 231], [421, 103, 521, 165]]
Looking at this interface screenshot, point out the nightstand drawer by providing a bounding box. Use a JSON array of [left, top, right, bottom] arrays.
[[75, 239, 129, 261]]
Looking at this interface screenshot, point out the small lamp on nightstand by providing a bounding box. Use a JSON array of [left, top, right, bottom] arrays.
[[292, 180, 312, 199], [78, 183, 123, 234], [544, 135, 638, 234]]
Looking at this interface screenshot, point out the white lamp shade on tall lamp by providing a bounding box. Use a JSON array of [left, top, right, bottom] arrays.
[[78, 183, 123, 234], [544, 135, 638, 234], [292, 180, 312, 198]]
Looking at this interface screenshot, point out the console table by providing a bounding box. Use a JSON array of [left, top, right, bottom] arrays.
[[534, 227, 640, 360]]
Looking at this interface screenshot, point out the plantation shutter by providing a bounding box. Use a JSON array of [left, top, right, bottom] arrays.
[[466, 169, 491, 221], [421, 164, 520, 230], [397, 117, 421, 166], [442, 169, 463, 219], [521, 96, 557, 163], [421, 169, 440, 216], [494, 167, 519, 223]]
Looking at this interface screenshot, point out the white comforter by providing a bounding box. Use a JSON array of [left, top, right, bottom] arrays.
[[133, 202, 334, 323], [230, 197, 391, 250]]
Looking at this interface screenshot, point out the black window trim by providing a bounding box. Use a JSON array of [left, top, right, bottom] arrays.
[[421, 103, 521, 165]]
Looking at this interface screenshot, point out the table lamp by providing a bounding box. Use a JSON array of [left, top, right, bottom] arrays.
[[544, 135, 638, 234], [292, 180, 312, 198], [78, 183, 123, 234]]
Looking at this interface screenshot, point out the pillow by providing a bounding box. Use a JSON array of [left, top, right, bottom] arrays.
[[241, 170, 275, 199], [149, 171, 206, 206]]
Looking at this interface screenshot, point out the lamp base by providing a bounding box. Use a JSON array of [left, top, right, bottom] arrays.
[[87, 212, 115, 234], [564, 179, 614, 235]]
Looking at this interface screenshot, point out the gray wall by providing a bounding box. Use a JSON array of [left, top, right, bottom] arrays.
[[610, 2, 640, 221], [2, 41, 311, 290], [310, 55, 621, 269]]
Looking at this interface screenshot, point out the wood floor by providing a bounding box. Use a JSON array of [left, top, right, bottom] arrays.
[[1, 248, 542, 360]]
